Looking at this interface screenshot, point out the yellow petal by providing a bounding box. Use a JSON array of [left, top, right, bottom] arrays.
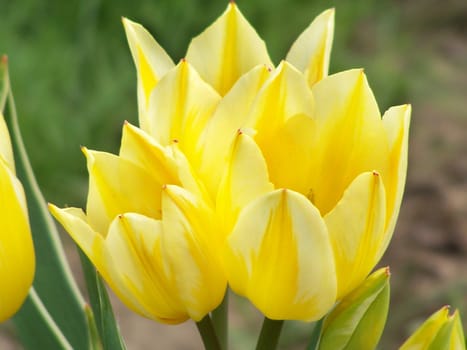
[[309, 69, 389, 215], [248, 62, 316, 194], [324, 171, 386, 299], [120, 122, 179, 186], [186, 3, 273, 95], [0, 114, 14, 173], [259, 113, 317, 196], [123, 18, 175, 130], [225, 189, 336, 321], [217, 131, 273, 236], [248, 61, 314, 131], [377, 104, 411, 260], [198, 65, 271, 197], [0, 161, 34, 321], [161, 185, 226, 321], [107, 213, 188, 323], [119, 123, 211, 206], [146, 60, 220, 165], [84, 148, 163, 234], [286, 8, 335, 86]]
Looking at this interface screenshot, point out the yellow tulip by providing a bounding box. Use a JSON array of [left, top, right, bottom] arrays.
[[400, 306, 466, 350], [50, 123, 225, 323], [54, 3, 410, 325], [0, 113, 35, 322]]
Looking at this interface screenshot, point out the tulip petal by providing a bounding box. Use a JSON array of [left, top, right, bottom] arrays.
[[286, 9, 335, 86], [259, 113, 317, 196], [248, 62, 316, 194], [309, 69, 389, 215], [84, 148, 163, 233], [225, 189, 336, 321], [0, 114, 14, 173], [248, 62, 314, 131], [161, 185, 226, 321], [146, 60, 220, 164], [48, 205, 148, 317], [217, 131, 273, 236], [378, 104, 411, 259], [0, 161, 34, 321], [186, 3, 273, 95], [123, 18, 175, 130], [324, 171, 386, 299], [119, 123, 211, 206], [120, 122, 179, 185], [106, 213, 187, 323], [198, 65, 271, 196]]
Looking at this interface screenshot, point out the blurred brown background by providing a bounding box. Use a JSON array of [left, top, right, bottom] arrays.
[[0, 0, 466, 348]]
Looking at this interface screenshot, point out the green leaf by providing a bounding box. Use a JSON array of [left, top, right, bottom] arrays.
[[1, 56, 92, 349], [79, 248, 126, 350], [318, 267, 390, 350], [13, 288, 73, 350]]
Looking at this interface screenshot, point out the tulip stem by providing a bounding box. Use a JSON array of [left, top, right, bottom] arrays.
[[255, 317, 284, 350], [212, 291, 228, 349], [196, 315, 222, 350], [306, 318, 323, 350]]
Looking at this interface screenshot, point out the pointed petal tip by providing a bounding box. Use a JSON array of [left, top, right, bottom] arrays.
[[322, 7, 335, 17], [384, 266, 391, 276], [1, 55, 7, 65]]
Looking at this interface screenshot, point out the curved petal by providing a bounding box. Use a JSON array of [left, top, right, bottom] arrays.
[[377, 104, 411, 259], [161, 185, 226, 321], [146, 60, 220, 165], [247, 62, 316, 194], [324, 171, 386, 299], [0, 114, 14, 173], [309, 69, 389, 215], [198, 65, 271, 196], [248, 61, 314, 131], [258, 113, 317, 196], [120, 123, 211, 206], [225, 189, 336, 321], [122, 18, 175, 130], [107, 213, 187, 323], [217, 131, 273, 236], [84, 148, 163, 234], [186, 3, 273, 95], [286, 8, 334, 86], [0, 161, 34, 321], [120, 122, 180, 185]]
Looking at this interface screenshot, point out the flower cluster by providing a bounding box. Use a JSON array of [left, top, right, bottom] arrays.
[[50, 3, 411, 325]]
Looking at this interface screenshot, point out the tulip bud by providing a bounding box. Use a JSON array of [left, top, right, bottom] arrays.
[[400, 306, 465, 350], [318, 267, 390, 350]]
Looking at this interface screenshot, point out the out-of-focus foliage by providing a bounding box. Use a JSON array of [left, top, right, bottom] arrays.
[[0, 0, 407, 206]]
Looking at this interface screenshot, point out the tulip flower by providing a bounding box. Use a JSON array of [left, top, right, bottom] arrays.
[[218, 62, 410, 317], [400, 306, 466, 350], [54, 1, 410, 336], [0, 113, 35, 322], [50, 123, 226, 324]]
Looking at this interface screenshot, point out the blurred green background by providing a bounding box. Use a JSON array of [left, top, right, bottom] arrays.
[[1, 0, 466, 349]]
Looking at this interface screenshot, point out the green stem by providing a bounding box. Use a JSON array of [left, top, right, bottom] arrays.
[[196, 315, 222, 350], [255, 317, 284, 350], [306, 318, 323, 350], [211, 291, 228, 349]]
